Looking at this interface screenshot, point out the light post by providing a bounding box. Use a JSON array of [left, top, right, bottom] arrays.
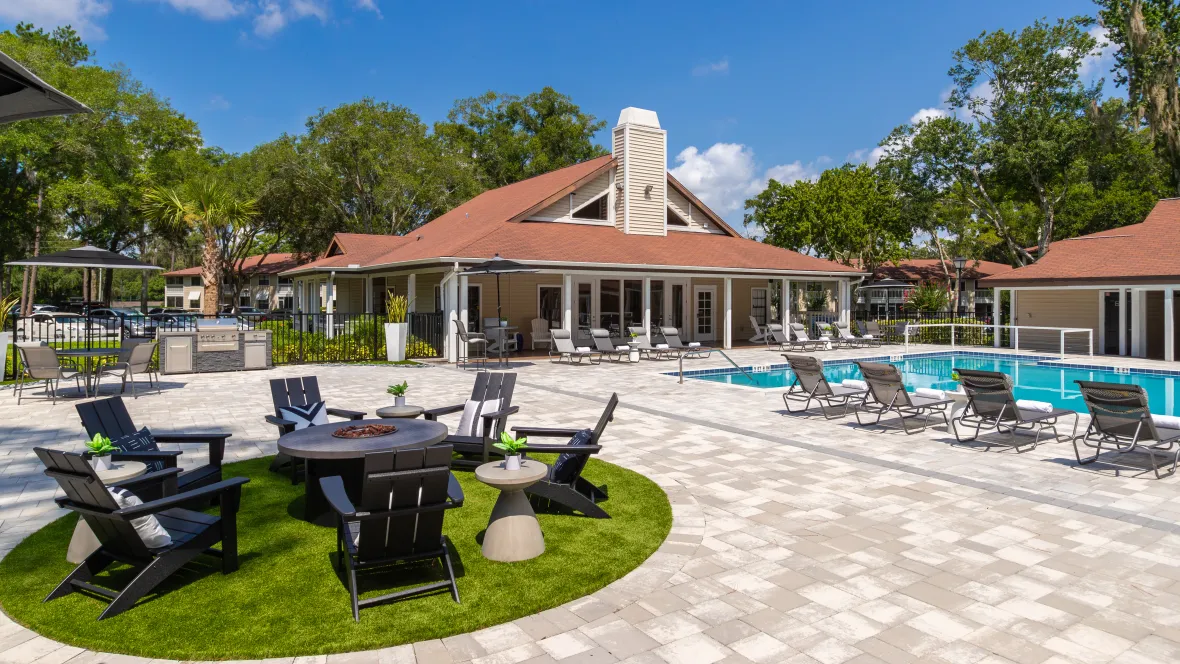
[[952, 256, 967, 314]]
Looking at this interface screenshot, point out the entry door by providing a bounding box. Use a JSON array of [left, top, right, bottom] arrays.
[[1102, 291, 1121, 355], [694, 286, 716, 342], [574, 281, 594, 345]]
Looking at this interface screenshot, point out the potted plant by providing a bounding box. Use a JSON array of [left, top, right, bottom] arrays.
[[86, 433, 118, 471], [384, 292, 412, 362], [0, 293, 16, 383], [387, 380, 409, 407], [494, 431, 528, 471]]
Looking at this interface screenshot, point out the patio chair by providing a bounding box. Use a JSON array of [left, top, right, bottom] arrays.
[[1073, 381, 1180, 478], [424, 372, 519, 468], [835, 321, 877, 348], [591, 328, 630, 362], [853, 361, 953, 434], [860, 321, 887, 345], [513, 393, 617, 519], [781, 354, 869, 419], [749, 316, 768, 344], [321, 445, 463, 621], [453, 319, 488, 370], [77, 396, 229, 501], [815, 321, 854, 349], [35, 447, 248, 620], [15, 345, 82, 405], [659, 327, 712, 358], [531, 318, 553, 351], [548, 328, 602, 364], [265, 376, 366, 482], [627, 326, 680, 360], [763, 323, 789, 350], [789, 323, 829, 351], [93, 342, 159, 398], [951, 368, 1079, 452]]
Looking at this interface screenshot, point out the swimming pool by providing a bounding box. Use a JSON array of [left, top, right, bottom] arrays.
[[681, 352, 1180, 415]]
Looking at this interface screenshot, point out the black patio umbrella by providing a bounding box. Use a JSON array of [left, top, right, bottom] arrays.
[[6, 245, 162, 271], [461, 253, 539, 320], [0, 49, 91, 124]]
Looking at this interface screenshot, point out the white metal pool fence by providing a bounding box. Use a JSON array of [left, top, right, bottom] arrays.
[[903, 323, 1093, 359]]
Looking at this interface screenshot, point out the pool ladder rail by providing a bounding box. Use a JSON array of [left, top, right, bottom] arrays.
[[679, 349, 754, 385]]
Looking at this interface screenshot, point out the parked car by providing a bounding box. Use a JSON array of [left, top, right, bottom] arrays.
[[89, 308, 150, 338], [21, 312, 112, 342]]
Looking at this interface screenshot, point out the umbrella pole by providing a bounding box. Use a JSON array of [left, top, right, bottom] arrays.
[[496, 275, 502, 321]]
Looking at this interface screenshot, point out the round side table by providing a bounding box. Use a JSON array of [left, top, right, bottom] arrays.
[[474, 460, 548, 562], [67, 460, 147, 563], [375, 404, 425, 419]]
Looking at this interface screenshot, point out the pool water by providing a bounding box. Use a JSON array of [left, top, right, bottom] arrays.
[[688, 352, 1180, 415]]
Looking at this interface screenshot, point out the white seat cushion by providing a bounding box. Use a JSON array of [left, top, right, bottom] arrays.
[[655, 343, 669, 349], [575, 346, 592, 352], [915, 388, 946, 400], [107, 487, 171, 548], [457, 398, 502, 437], [842, 379, 868, 390], [1015, 399, 1053, 413], [278, 402, 329, 430], [615, 345, 629, 351], [1153, 414, 1180, 430], [687, 342, 701, 347]]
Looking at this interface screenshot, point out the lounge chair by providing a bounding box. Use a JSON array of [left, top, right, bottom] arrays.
[[36, 447, 248, 620], [749, 316, 768, 344], [627, 326, 679, 359], [952, 368, 1079, 451], [764, 323, 789, 350], [781, 354, 868, 419], [659, 327, 711, 358], [1073, 381, 1180, 478], [549, 328, 602, 364], [789, 323, 829, 351], [835, 321, 878, 348], [424, 372, 519, 468], [513, 393, 617, 518], [859, 321, 887, 345], [853, 361, 953, 434], [265, 376, 366, 482], [591, 328, 630, 362], [321, 445, 463, 620], [815, 321, 855, 349]]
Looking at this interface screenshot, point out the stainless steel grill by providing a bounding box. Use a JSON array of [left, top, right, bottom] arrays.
[[196, 318, 239, 352]]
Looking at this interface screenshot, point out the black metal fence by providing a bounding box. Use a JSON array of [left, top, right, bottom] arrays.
[[3, 310, 445, 381]]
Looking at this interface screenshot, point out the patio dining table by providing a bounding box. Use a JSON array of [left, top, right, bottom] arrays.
[[57, 347, 120, 397]]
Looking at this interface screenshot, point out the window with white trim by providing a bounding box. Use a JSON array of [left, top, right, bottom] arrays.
[[572, 194, 608, 221]]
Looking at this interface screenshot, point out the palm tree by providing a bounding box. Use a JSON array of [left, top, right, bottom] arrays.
[[142, 179, 257, 315]]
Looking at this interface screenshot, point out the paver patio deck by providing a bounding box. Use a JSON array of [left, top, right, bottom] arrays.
[[3, 344, 1180, 664]]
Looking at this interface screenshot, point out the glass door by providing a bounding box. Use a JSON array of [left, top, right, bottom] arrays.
[[650, 280, 665, 330], [599, 279, 621, 334], [1103, 290, 1121, 355], [575, 281, 593, 345], [694, 286, 715, 342], [671, 284, 685, 330]]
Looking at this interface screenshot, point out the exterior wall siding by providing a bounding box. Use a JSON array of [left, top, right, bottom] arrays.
[[625, 126, 666, 236], [1014, 288, 1099, 354], [667, 187, 724, 234], [613, 127, 626, 233]]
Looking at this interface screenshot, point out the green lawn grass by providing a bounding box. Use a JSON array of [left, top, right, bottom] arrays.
[[0, 455, 671, 660]]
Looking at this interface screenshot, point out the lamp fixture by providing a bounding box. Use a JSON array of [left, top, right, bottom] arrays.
[[952, 256, 967, 271]]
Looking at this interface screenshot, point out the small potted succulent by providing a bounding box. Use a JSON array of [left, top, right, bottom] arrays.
[[494, 431, 528, 471], [86, 433, 118, 471], [387, 380, 409, 407]]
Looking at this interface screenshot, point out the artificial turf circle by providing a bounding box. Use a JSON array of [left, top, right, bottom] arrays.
[[0, 455, 672, 660]]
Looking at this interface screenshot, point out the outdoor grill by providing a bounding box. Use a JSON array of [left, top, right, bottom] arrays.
[[196, 318, 240, 352]]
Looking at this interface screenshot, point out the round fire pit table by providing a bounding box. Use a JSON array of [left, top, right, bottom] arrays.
[[375, 404, 424, 419], [277, 418, 448, 525], [474, 459, 548, 562]]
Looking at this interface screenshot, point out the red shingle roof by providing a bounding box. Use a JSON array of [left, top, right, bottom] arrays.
[[980, 199, 1180, 287], [873, 259, 1013, 282], [164, 253, 301, 277], [286, 157, 861, 276]]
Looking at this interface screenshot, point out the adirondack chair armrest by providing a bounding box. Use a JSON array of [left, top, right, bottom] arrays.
[[320, 475, 356, 517], [110, 450, 182, 468], [423, 404, 464, 420], [265, 414, 297, 435], [448, 473, 465, 507], [523, 443, 602, 454], [481, 405, 519, 422], [327, 408, 365, 420], [511, 426, 583, 438], [117, 477, 249, 519], [108, 467, 183, 496], [150, 432, 229, 467]]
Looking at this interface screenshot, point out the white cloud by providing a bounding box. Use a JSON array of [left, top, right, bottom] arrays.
[[0, 0, 111, 39], [289, 0, 327, 21], [910, 107, 947, 124], [206, 94, 231, 110], [668, 142, 822, 225], [692, 58, 729, 77], [154, 0, 241, 20], [253, 1, 286, 35], [1079, 25, 1116, 79], [354, 0, 380, 16]]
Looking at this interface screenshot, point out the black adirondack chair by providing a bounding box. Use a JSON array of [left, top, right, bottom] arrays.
[[320, 445, 464, 621], [76, 396, 228, 501], [423, 372, 519, 469], [266, 376, 366, 481], [35, 447, 249, 620], [511, 393, 617, 519]]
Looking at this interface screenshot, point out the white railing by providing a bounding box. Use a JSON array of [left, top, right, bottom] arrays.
[[903, 323, 1093, 359]]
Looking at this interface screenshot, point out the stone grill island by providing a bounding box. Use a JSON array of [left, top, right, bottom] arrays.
[[158, 318, 273, 374]]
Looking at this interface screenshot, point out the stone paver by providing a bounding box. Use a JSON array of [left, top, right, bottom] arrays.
[[3, 344, 1180, 664]]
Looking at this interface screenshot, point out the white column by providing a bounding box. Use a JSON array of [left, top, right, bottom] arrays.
[[723, 277, 733, 350], [1010, 290, 1018, 349], [1119, 288, 1128, 355], [782, 278, 790, 326], [444, 271, 459, 362], [992, 287, 1001, 348], [643, 277, 651, 337], [1131, 289, 1143, 358], [325, 273, 335, 339], [459, 275, 469, 332], [1166, 288, 1175, 362], [362, 276, 371, 314], [562, 273, 573, 331], [407, 273, 417, 313]]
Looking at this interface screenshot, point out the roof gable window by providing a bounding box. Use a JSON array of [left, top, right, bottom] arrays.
[[572, 194, 608, 221], [667, 207, 689, 226]]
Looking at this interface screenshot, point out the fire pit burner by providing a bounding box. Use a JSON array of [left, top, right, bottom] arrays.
[[332, 424, 398, 439]]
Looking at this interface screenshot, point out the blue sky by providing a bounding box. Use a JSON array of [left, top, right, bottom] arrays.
[[4, 0, 1107, 222]]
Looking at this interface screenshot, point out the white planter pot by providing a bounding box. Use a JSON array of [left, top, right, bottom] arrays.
[[0, 332, 9, 381], [89, 456, 110, 472], [394, 395, 406, 407], [384, 322, 408, 362], [504, 455, 521, 471]]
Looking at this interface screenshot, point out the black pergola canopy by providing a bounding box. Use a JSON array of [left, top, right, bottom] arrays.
[[5, 245, 161, 271], [0, 49, 91, 124]]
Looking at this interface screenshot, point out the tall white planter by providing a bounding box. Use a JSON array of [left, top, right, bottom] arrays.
[[384, 322, 408, 362], [0, 332, 9, 381]]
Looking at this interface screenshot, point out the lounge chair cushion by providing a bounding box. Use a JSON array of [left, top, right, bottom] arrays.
[[842, 379, 868, 390], [615, 345, 629, 351], [278, 401, 328, 430], [1154, 414, 1180, 429], [915, 388, 946, 400], [112, 427, 165, 472], [655, 343, 669, 349], [551, 428, 594, 484], [1015, 399, 1053, 413], [688, 342, 701, 347], [107, 486, 171, 548], [457, 398, 502, 438], [576, 346, 593, 353]]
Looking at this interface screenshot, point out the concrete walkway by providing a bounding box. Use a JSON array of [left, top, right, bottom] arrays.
[[2, 345, 1180, 664]]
